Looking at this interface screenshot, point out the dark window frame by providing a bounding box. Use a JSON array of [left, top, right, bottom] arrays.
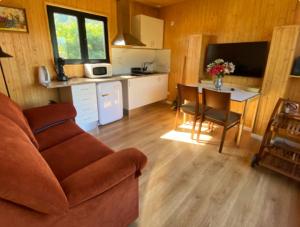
[[47, 5, 110, 65]]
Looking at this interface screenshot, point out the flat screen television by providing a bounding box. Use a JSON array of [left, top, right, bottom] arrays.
[[205, 41, 269, 78]]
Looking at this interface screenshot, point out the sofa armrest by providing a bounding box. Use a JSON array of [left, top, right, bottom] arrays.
[[23, 103, 77, 133], [61, 148, 147, 207]]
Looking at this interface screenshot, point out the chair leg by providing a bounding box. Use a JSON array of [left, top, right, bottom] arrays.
[[219, 127, 227, 153], [197, 119, 203, 141], [174, 108, 180, 130], [208, 122, 211, 132], [235, 123, 240, 143], [191, 115, 197, 139], [183, 113, 187, 124]]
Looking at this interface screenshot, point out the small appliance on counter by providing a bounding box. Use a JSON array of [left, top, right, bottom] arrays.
[[97, 81, 123, 125], [84, 63, 113, 78], [38, 66, 51, 84], [56, 57, 69, 81]]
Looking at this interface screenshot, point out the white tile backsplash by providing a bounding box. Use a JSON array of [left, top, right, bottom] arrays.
[[154, 49, 171, 73], [111, 48, 170, 75]]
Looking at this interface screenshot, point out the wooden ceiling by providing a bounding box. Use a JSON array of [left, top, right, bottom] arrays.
[[135, 0, 185, 8]]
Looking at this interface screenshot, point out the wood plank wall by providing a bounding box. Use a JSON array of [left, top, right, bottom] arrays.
[[0, 0, 116, 108], [0, 0, 157, 108], [159, 0, 298, 102], [131, 1, 159, 18]]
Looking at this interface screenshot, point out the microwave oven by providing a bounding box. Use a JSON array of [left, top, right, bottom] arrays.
[[84, 63, 113, 78]]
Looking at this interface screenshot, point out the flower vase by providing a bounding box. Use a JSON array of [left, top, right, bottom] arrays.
[[214, 76, 223, 90]]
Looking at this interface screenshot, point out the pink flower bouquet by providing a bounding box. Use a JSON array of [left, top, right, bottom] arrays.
[[207, 59, 235, 78]]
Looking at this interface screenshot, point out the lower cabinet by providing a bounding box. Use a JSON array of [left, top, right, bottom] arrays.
[[122, 74, 168, 110], [59, 83, 98, 131], [58, 74, 169, 130]]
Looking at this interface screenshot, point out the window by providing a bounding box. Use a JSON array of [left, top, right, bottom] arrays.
[[47, 6, 110, 64]]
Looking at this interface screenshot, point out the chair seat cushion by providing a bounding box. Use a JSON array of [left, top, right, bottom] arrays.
[[181, 102, 203, 115], [41, 133, 114, 181], [205, 109, 241, 126], [35, 120, 84, 151], [0, 115, 68, 214]]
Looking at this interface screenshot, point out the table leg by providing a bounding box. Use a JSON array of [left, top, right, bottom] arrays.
[[250, 96, 260, 131], [183, 113, 187, 125], [237, 100, 248, 146]]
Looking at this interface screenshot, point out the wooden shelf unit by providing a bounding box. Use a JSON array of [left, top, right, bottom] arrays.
[[252, 98, 300, 182]]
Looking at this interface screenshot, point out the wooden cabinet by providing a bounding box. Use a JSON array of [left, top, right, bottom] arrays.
[[182, 34, 214, 84], [59, 83, 98, 131], [254, 25, 300, 135], [122, 74, 168, 110], [132, 14, 164, 49]]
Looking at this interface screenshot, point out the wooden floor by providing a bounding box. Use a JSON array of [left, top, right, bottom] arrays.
[[90, 103, 300, 227]]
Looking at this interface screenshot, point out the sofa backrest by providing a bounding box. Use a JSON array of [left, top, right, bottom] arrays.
[[0, 92, 39, 148], [0, 114, 69, 214]]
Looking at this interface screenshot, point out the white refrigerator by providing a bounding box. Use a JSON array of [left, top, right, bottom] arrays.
[[97, 81, 123, 125]]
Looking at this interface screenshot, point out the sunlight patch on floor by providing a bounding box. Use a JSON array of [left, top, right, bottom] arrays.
[[160, 122, 212, 145]]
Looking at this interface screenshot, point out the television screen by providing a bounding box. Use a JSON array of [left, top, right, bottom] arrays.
[[205, 42, 269, 78]]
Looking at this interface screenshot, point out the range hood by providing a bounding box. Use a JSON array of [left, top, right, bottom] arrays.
[[112, 0, 145, 46]]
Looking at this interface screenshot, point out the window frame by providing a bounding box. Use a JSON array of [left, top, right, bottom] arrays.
[[47, 5, 110, 64]]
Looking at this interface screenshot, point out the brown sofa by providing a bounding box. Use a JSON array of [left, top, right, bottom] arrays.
[[0, 92, 147, 227]]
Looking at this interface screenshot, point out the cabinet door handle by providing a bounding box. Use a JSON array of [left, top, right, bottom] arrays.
[[102, 94, 110, 97]]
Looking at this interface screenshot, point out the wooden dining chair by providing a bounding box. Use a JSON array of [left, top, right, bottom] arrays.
[[197, 88, 242, 153], [175, 84, 203, 139]]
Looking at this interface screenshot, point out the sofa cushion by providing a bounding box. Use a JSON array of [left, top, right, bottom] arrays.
[[23, 103, 77, 134], [0, 115, 69, 214], [35, 120, 84, 151], [41, 133, 114, 181], [0, 92, 39, 148]]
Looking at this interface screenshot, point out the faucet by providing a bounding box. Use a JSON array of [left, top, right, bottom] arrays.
[[142, 61, 154, 72]]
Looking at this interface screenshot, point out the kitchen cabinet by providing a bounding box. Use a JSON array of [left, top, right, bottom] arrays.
[[132, 15, 164, 49], [59, 83, 98, 131], [122, 74, 168, 110]]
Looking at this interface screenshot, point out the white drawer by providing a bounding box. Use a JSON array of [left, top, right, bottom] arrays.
[[73, 98, 97, 109], [72, 95, 92, 103], [76, 112, 98, 123], [76, 107, 98, 118], [71, 84, 96, 97]]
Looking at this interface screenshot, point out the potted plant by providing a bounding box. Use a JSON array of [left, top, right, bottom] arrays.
[[206, 59, 235, 90]]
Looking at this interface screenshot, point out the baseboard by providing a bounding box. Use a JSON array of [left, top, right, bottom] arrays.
[[251, 133, 263, 141], [124, 101, 170, 118], [243, 126, 252, 132]]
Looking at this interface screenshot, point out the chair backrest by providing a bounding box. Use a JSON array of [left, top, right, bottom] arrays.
[[177, 83, 199, 105], [202, 88, 231, 121]]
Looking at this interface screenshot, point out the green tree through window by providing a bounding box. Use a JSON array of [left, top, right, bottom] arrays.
[[47, 5, 109, 64], [86, 19, 106, 60], [54, 13, 81, 59]]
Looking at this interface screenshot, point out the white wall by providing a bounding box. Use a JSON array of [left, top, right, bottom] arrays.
[[111, 48, 170, 75]]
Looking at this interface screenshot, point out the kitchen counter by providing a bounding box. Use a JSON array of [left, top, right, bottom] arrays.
[[41, 73, 168, 89]]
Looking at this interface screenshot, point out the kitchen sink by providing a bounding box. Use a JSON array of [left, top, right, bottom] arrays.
[[132, 72, 158, 76]]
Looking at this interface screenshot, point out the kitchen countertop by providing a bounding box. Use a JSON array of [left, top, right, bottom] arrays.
[[41, 73, 168, 89]]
